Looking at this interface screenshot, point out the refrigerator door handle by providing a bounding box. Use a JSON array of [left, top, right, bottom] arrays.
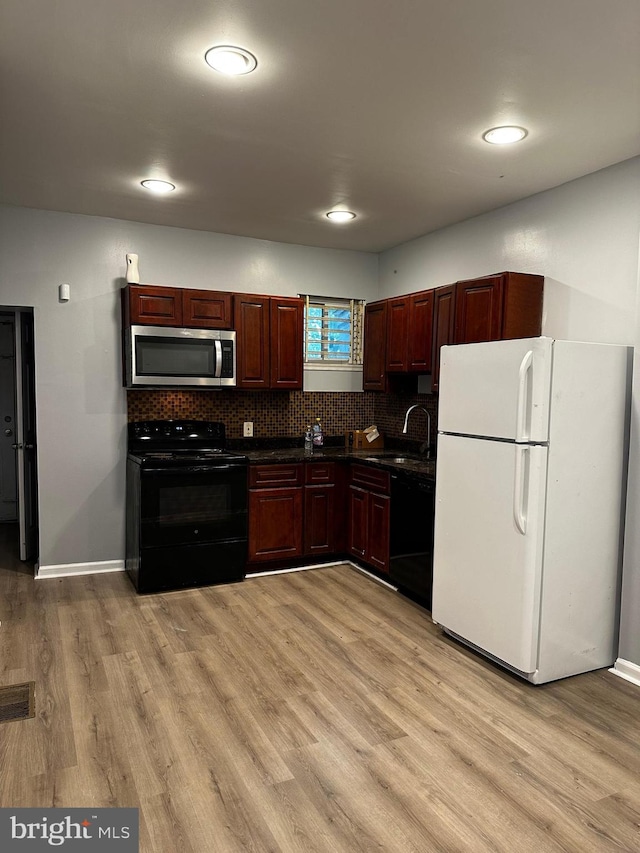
[[513, 445, 528, 534], [515, 350, 534, 442]]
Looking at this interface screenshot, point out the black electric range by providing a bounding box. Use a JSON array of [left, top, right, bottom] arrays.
[[126, 420, 248, 593]]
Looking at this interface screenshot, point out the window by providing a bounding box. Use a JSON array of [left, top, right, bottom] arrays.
[[301, 295, 364, 366]]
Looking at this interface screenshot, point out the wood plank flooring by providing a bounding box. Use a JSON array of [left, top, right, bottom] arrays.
[[1, 527, 639, 851]]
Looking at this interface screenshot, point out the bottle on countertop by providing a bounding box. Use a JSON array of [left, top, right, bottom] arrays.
[[312, 417, 324, 447], [304, 425, 313, 451]]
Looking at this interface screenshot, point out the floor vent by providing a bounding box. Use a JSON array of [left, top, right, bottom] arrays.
[[0, 681, 35, 724]]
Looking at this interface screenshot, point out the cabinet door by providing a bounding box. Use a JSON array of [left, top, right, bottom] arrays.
[[248, 487, 303, 562], [501, 272, 544, 340], [407, 290, 434, 372], [348, 486, 368, 559], [363, 301, 388, 391], [304, 485, 336, 556], [183, 290, 232, 329], [386, 297, 410, 372], [368, 493, 390, 573], [454, 276, 503, 344], [127, 285, 183, 326], [234, 294, 270, 389], [431, 284, 456, 393], [270, 297, 304, 389]]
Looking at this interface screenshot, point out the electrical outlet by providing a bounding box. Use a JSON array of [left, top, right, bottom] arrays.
[[243, 422, 254, 437]]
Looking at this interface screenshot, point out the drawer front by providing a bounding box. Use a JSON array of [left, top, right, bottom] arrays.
[[305, 461, 336, 484], [350, 463, 390, 495], [249, 463, 303, 488]]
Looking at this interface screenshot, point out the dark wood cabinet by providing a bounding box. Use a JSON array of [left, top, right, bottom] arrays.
[[304, 486, 336, 556], [125, 284, 183, 326], [386, 291, 433, 373], [303, 461, 344, 557], [407, 290, 434, 372], [234, 295, 270, 389], [249, 487, 303, 562], [431, 284, 457, 393], [182, 289, 232, 329], [368, 492, 391, 573], [125, 285, 233, 329], [348, 486, 368, 560], [386, 297, 410, 372], [248, 463, 303, 563], [363, 301, 388, 391], [347, 464, 390, 573], [248, 461, 346, 567], [234, 294, 303, 390], [454, 272, 544, 345], [270, 297, 304, 389]]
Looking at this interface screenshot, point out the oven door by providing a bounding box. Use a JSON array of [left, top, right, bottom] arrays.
[[139, 463, 248, 548]]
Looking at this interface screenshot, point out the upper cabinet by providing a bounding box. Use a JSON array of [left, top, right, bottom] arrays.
[[124, 284, 232, 329], [431, 284, 457, 393], [125, 284, 183, 326], [182, 289, 232, 329], [364, 272, 544, 393], [270, 297, 304, 389], [234, 294, 304, 390], [385, 296, 410, 372], [363, 301, 388, 391], [454, 272, 543, 345]]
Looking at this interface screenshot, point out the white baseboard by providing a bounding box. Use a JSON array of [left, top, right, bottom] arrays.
[[248, 560, 347, 578], [348, 561, 399, 591], [37, 559, 125, 580], [609, 657, 640, 688]]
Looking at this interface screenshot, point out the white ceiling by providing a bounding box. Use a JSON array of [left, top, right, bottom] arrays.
[[1, 0, 639, 253]]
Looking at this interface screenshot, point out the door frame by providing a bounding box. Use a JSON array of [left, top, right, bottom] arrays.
[[0, 306, 39, 566]]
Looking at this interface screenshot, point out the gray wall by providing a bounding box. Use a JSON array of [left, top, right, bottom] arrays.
[[0, 205, 378, 570], [379, 156, 640, 670]]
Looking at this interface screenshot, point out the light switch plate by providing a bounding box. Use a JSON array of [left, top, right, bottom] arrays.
[[243, 422, 254, 437]]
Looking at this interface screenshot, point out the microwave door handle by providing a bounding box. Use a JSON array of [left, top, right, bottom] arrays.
[[214, 340, 222, 378]]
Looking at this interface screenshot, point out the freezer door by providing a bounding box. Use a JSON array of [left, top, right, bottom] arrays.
[[438, 337, 553, 442], [432, 433, 547, 675]]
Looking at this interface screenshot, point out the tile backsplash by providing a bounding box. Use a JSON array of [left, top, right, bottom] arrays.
[[127, 386, 438, 444]]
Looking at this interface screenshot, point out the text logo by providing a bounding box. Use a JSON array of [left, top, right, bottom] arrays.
[[0, 809, 138, 851]]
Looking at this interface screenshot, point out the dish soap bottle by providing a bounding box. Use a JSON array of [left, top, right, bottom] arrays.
[[312, 417, 324, 447], [304, 424, 313, 451]]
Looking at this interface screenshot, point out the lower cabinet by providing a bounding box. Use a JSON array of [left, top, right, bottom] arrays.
[[348, 465, 390, 573], [247, 459, 390, 573], [248, 464, 303, 562], [304, 461, 346, 557], [248, 460, 346, 567]]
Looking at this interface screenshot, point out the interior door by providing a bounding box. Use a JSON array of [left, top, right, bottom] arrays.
[[438, 336, 553, 442], [432, 433, 547, 674], [15, 311, 39, 562], [0, 314, 17, 521]]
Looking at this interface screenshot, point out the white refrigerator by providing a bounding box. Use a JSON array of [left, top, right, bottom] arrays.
[[432, 337, 631, 684]]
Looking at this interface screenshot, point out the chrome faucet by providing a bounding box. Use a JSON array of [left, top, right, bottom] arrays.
[[402, 404, 431, 458]]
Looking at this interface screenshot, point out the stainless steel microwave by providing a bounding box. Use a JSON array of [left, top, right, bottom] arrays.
[[125, 325, 236, 388]]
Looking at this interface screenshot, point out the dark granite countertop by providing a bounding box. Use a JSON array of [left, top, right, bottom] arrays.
[[240, 445, 436, 482]]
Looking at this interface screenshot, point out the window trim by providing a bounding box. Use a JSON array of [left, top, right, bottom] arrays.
[[300, 294, 364, 367]]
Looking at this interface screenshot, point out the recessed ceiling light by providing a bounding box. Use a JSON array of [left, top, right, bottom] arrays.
[[141, 179, 176, 194], [482, 126, 528, 145], [326, 210, 357, 223], [204, 45, 258, 75]]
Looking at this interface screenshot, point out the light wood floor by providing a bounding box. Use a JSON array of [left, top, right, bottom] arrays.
[[1, 527, 639, 852]]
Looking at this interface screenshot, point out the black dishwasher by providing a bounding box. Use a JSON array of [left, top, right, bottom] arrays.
[[389, 473, 435, 608]]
